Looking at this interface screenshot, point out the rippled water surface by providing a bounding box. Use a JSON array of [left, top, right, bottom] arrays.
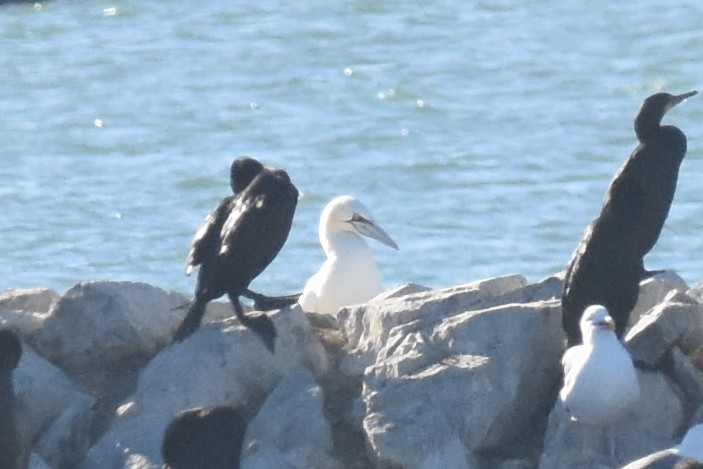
[[2, 0, 703, 295]]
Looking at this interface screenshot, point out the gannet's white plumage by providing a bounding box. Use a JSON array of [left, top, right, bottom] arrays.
[[560, 304, 640, 425], [620, 424, 703, 468], [299, 195, 398, 316]]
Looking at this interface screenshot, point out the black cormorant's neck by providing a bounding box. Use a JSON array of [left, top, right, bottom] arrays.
[[634, 109, 666, 143]]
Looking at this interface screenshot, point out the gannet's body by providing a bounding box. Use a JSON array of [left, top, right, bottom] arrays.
[[299, 196, 398, 316]]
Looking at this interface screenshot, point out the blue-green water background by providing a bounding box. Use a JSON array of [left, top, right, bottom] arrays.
[[2, 0, 703, 296]]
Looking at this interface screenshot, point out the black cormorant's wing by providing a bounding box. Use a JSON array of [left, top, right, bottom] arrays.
[[602, 171, 645, 248], [217, 171, 298, 290], [185, 196, 234, 276]]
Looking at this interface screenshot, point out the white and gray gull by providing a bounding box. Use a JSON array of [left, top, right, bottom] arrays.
[[560, 304, 640, 425], [299, 195, 398, 316]]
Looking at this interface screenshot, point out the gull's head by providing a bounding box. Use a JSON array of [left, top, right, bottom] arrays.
[[580, 305, 615, 342], [320, 195, 399, 251]]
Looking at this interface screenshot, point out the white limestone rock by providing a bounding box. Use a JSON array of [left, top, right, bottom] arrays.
[[338, 274, 530, 370], [28, 454, 51, 469], [0, 287, 59, 337], [362, 300, 565, 468], [241, 367, 342, 469], [14, 345, 95, 468], [85, 305, 327, 468], [0, 287, 59, 315], [241, 447, 297, 469], [628, 271, 690, 327], [35, 281, 188, 376], [626, 292, 703, 367]]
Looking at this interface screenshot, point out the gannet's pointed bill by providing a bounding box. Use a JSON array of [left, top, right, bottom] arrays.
[[349, 214, 399, 250]]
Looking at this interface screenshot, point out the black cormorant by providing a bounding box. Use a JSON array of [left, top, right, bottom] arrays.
[[174, 159, 298, 352], [162, 406, 247, 469], [183, 157, 264, 278], [562, 91, 696, 345], [0, 329, 24, 469], [617, 90, 698, 269]]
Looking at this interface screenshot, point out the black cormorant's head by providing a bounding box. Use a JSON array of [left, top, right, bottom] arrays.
[[635, 90, 697, 140], [162, 406, 246, 469], [0, 329, 22, 372], [230, 157, 264, 194]]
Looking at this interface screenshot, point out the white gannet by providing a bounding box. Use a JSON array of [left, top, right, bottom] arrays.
[[299, 195, 398, 316], [560, 304, 640, 425], [620, 424, 703, 468]]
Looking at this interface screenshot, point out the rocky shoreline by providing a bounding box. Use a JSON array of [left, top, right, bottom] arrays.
[[2, 271, 703, 468]]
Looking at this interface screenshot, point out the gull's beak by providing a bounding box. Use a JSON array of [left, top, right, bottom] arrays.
[[349, 216, 399, 250], [596, 316, 616, 331]]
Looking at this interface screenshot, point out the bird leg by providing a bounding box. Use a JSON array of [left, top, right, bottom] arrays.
[[173, 297, 208, 343], [228, 293, 277, 354], [243, 289, 301, 311]]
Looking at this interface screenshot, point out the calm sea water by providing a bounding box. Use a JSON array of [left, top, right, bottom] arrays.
[[2, 0, 703, 297]]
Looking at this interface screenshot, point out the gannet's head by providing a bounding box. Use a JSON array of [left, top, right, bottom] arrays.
[[320, 195, 398, 250]]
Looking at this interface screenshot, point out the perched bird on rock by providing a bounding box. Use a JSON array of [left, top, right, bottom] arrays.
[[299, 195, 398, 316], [562, 91, 697, 345], [560, 304, 640, 424], [0, 329, 25, 469], [174, 158, 299, 352], [162, 406, 247, 469]]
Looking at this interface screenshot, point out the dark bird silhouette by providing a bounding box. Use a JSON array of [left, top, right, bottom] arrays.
[[174, 158, 298, 352], [162, 406, 247, 469], [562, 91, 697, 346], [184, 158, 265, 277], [0, 329, 25, 469]]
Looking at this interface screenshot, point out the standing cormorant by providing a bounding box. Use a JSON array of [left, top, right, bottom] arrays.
[[617, 90, 698, 267], [184, 157, 264, 277], [298, 195, 398, 316], [162, 406, 247, 469], [0, 329, 24, 469], [174, 159, 298, 352], [562, 91, 697, 345]]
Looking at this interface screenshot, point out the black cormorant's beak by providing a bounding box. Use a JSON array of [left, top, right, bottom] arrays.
[[669, 90, 698, 111]]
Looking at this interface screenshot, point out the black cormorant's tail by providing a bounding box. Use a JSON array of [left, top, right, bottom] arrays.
[[228, 293, 277, 353], [243, 289, 301, 311], [173, 298, 208, 343]]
